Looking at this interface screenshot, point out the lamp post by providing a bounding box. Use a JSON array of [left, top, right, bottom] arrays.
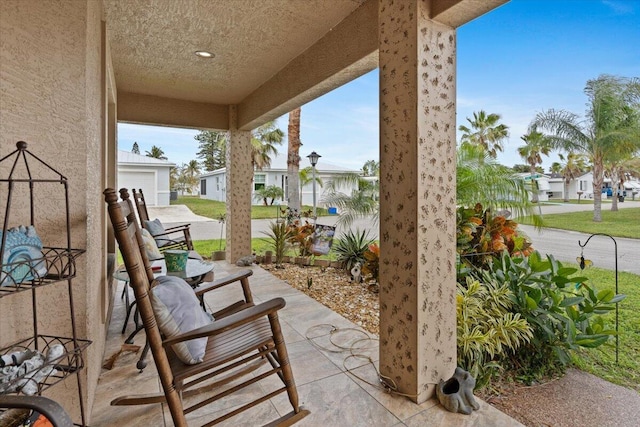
[[307, 151, 321, 218]]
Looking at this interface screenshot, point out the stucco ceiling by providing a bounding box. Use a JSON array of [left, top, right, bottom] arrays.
[[103, 0, 367, 105]]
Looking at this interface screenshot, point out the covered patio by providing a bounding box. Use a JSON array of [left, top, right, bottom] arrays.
[[91, 262, 521, 426], [1, 0, 513, 424]]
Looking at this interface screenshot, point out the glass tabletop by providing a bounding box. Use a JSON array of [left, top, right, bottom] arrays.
[[114, 259, 214, 282]]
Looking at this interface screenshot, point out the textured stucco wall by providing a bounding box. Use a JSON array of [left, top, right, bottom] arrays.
[[378, 0, 457, 403], [0, 0, 106, 421], [225, 106, 253, 262]]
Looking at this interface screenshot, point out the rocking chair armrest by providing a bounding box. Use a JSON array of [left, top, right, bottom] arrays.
[[163, 297, 286, 347], [194, 269, 253, 297], [151, 229, 188, 239], [163, 224, 191, 232]]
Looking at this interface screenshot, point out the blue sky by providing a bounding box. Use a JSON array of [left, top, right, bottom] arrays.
[[118, 0, 640, 172]]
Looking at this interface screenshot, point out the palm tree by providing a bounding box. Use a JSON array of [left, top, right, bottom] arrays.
[[182, 159, 201, 194], [459, 110, 509, 158], [532, 75, 640, 221], [299, 166, 323, 203], [457, 144, 541, 225], [145, 145, 167, 160], [323, 145, 540, 228], [321, 173, 379, 228], [362, 160, 379, 177], [517, 126, 552, 203], [251, 120, 284, 170], [253, 185, 284, 206], [549, 162, 562, 175], [605, 154, 640, 211], [287, 108, 302, 211], [556, 152, 589, 202]]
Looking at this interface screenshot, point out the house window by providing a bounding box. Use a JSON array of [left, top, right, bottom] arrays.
[[215, 176, 219, 191], [579, 180, 588, 191], [201, 179, 207, 195], [254, 174, 266, 191]]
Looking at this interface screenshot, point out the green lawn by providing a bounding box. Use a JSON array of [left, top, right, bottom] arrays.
[[568, 265, 640, 392], [193, 238, 337, 261], [171, 196, 328, 220], [519, 208, 640, 239]]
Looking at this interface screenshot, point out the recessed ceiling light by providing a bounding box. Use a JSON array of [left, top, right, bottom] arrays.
[[195, 51, 215, 58]]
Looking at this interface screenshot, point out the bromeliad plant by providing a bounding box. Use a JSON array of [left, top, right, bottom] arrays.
[[471, 251, 625, 382]]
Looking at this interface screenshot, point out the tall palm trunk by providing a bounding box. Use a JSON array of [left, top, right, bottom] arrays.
[[592, 157, 604, 222], [609, 168, 620, 212], [287, 107, 302, 211], [563, 177, 570, 203]]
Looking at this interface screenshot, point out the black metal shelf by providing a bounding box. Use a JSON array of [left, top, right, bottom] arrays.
[[0, 248, 85, 297], [1, 141, 91, 426]]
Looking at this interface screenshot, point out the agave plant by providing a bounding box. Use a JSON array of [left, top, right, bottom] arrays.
[[333, 229, 374, 272]]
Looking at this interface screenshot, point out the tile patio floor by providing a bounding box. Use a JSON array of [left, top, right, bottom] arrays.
[[90, 261, 522, 426]]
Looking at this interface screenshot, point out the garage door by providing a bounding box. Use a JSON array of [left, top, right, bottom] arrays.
[[119, 171, 157, 206]]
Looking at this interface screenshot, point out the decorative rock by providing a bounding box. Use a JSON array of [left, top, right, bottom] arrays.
[[235, 254, 255, 266], [436, 367, 480, 415]]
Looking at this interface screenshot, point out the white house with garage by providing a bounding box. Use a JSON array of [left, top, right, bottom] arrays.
[[117, 150, 175, 206], [199, 152, 360, 208]]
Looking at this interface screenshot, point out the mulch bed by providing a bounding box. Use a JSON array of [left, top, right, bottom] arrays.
[[261, 263, 380, 335]]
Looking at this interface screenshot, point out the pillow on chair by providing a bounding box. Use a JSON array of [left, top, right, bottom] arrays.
[[140, 229, 162, 260], [150, 275, 212, 364], [144, 218, 171, 247]]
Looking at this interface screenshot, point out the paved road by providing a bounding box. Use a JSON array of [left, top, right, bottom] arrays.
[[151, 201, 640, 274]]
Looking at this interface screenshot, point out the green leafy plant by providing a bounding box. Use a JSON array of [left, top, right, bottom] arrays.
[[472, 251, 625, 381], [333, 229, 374, 272], [457, 277, 533, 389], [262, 221, 292, 267]]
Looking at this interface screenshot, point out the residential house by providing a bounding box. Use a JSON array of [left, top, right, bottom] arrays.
[[117, 150, 175, 206], [514, 172, 551, 202], [0, 1, 509, 423], [199, 152, 359, 207], [549, 171, 640, 201]]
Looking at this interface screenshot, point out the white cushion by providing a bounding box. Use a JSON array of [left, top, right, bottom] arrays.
[[150, 275, 212, 364], [140, 229, 162, 260]]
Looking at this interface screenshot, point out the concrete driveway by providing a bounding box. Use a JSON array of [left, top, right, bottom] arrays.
[[149, 201, 640, 274]]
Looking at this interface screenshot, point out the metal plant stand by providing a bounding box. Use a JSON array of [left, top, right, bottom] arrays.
[[1, 141, 91, 425], [577, 233, 619, 364]]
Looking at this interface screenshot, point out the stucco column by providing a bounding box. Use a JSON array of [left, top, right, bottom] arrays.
[[226, 105, 253, 262], [378, 0, 457, 403]]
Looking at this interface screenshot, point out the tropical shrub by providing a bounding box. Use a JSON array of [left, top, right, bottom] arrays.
[[333, 229, 374, 272], [361, 243, 380, 283], [457, 277, 533, 388], [457, 204, 533, 271], [471, 251, 625, 382], [286, 219, 315, 256]]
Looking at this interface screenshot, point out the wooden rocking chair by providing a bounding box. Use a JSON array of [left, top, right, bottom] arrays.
[[104, 188, 309, 426], [133, 188, 194, 252]]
